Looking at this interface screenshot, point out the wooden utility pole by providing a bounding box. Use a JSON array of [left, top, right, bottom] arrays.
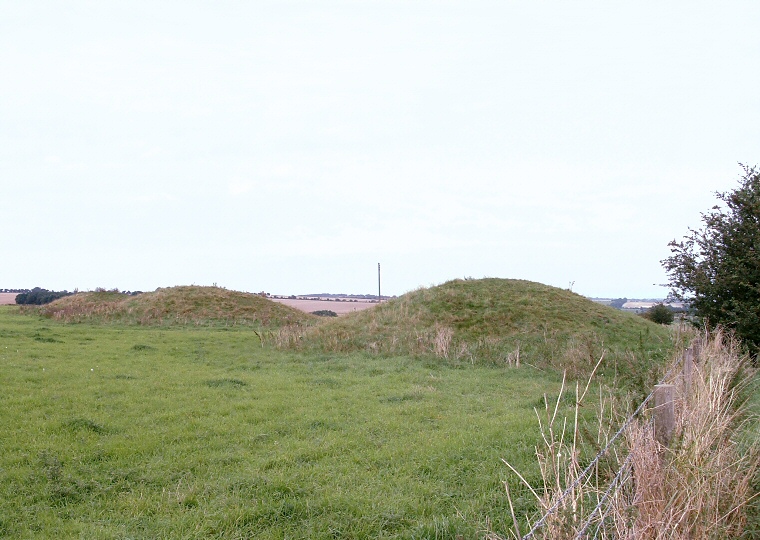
[[378, 263, 381, 302]]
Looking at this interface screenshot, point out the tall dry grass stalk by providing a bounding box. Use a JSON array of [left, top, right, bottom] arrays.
[[495, 354, 612, 539], [433, 324, 454, 359], [494, 330, 759, 539], [271, 325, 308, 348]]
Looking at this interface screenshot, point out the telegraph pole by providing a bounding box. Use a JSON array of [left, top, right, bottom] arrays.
[[378, 263, 381, 302]]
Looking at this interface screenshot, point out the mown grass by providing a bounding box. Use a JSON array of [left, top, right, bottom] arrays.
[[0, 306, 587, 539]]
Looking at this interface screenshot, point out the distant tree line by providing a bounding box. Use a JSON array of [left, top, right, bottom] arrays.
[[15, 288, 73, 305]]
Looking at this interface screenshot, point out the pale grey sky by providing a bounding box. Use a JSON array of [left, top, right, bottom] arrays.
[[2, 1, 758, 297]]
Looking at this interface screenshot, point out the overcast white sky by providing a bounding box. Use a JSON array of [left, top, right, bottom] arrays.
[[2, 1, 758, 298]]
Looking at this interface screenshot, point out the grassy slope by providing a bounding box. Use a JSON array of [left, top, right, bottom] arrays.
[[1, 281, 680, 536], [291, 278, 673, 388], [32, 286, 316, 328], [0, 306, 570, 539]]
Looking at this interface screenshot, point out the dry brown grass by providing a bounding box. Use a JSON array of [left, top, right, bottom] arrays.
[[616, 330, 759, 539], [494, 329, 759, 539], [432, 323, 454, 359]]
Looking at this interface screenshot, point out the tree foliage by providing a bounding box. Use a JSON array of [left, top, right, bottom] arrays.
[[15, 287, 73, 305], [609, 298, 628, 309], [643, 303, 675, 325], [662, 165, 760, 355], [311, 310, 338, 317]]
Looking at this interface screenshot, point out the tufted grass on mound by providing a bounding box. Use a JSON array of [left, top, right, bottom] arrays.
[[281, 278, 674, 394], [27, 286, 317, 328]]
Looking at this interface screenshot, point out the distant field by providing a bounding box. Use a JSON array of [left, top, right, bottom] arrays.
[[270, 297, 378, 315], [0, 292, 378, 312]]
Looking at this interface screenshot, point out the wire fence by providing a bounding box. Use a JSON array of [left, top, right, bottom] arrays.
[[574, 450, 635, 539], [515, 351, 686, 540]]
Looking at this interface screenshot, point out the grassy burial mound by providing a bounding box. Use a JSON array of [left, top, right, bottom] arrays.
[[286, 278, 673, 382], [31, 286, 316, 328]]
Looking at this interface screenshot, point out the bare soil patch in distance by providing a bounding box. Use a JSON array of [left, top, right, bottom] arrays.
[[0, 293, 17, 305], [270, 297, 378, 315]]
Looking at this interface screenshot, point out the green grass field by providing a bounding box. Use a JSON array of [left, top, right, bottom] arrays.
[[0, 306, 576, 539]]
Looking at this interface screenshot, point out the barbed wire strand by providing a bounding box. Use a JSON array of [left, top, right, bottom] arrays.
[[587, 417, 657, 540], [520, 361, 679, 540], [573, 451, 635, 539]]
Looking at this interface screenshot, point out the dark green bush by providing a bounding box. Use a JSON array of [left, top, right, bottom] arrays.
[[643, 303, 674, 325], [15, 288, 72, 305]]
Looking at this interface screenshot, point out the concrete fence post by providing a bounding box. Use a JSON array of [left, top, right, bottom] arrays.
[[654, 384, 675, 447]]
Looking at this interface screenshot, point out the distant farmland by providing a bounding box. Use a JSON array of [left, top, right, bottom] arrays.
[[270, 296, 378, 315], [0, 291, 380, 313]]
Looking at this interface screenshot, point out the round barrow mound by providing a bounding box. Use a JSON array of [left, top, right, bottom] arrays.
[[35, 286, 316, 328], [288, 278, 672, 380]]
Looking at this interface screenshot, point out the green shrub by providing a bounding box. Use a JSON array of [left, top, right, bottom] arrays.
[[311, 310, 338, 317], [15, 287, 72, 305], [643, 303, 675, 325]]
